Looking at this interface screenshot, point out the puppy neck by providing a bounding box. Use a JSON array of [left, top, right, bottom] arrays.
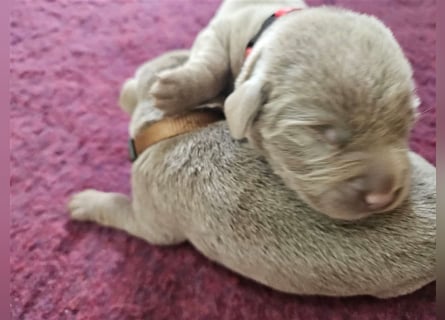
[[129, 107, 225, 162]]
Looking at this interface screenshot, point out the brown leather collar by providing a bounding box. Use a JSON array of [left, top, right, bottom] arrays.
[[129, 108, 225, 162]]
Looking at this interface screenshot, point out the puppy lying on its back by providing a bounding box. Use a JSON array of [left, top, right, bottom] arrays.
[[149, 1, 419, 220], [69, 50, 435, 298]]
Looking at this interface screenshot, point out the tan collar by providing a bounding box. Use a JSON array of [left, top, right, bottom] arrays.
[[129, 108, 225, 161]]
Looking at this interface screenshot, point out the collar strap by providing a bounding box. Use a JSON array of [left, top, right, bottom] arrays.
[[245, 8, 302, 57], [129, 108, 225, 162]]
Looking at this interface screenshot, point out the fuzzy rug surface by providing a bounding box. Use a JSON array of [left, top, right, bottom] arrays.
[[10, 0, 436, 319]]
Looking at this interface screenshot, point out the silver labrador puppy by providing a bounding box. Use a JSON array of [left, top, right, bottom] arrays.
[[69, 51, 435, 298], [149, 1, 420, 220]]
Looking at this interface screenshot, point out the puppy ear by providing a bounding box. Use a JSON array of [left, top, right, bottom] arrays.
[[224, 78, 267, 139]]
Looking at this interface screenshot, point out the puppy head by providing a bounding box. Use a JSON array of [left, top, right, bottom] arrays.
[[225, 7, 419, 221]]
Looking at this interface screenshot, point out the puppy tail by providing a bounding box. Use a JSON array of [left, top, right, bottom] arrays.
[[119, 78, 138, 115]]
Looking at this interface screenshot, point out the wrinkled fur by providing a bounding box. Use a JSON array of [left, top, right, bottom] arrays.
[[69, 51, 435, 298], [149, 1, 419, 220]]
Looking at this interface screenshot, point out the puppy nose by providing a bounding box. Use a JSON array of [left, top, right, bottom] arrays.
[[362, 172, 397, 210], [365, 192, 395, 209], [349, 170, 399, 210]]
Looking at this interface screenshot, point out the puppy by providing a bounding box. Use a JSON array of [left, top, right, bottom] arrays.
[[69, 50, 435, 298], [149, 1, 419, 220]]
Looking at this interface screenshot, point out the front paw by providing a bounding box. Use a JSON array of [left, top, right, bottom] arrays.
[[68, 189, 107, 221], [149, 67, 197, 113]]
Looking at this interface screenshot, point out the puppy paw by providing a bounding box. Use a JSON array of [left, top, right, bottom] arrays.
[[149, 67, 197, 113], [68, 189, 108, 221]]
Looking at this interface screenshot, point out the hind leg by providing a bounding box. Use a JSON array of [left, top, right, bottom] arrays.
[[68, 189, 185, 245]]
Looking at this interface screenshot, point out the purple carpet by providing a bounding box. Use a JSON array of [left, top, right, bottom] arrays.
[[10, 0, 436, 319]]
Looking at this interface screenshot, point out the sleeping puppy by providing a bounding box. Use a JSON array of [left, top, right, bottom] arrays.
[[68, 50, 435, 298], [149, 1, 419, 220]]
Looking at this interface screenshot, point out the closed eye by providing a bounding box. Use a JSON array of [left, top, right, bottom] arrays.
[[309, 124, 351, 148]]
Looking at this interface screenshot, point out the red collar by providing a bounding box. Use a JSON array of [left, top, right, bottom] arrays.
[[245, 8, 302, 57]]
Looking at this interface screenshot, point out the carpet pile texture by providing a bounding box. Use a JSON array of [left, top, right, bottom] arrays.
[[10, 0, 436, 319]]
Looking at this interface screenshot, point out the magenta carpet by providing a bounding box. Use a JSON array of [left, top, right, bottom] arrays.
[[10, 0, 436, 319]]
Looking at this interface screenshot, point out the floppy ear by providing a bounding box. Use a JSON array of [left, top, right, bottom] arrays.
[[224, 78, 266, 139]]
